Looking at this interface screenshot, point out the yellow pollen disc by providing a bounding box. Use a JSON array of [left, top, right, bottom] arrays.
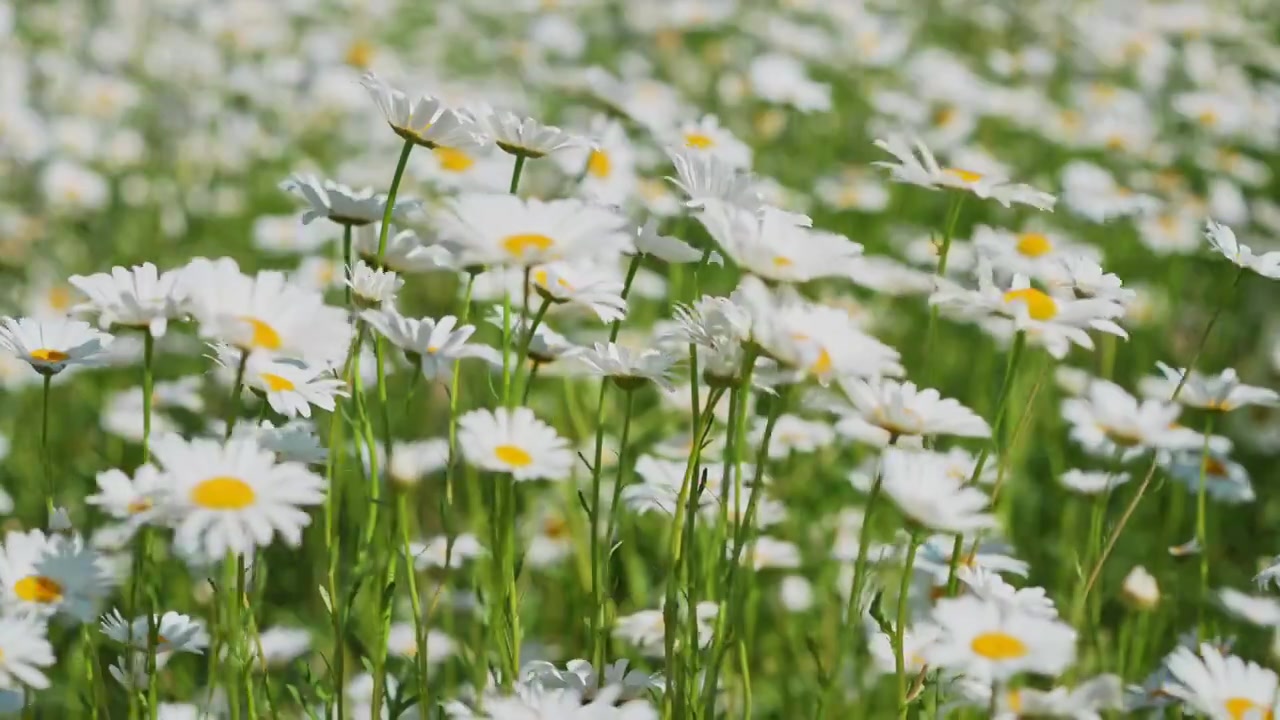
[[684, 132, 715, 149], [344, 38, 374, 69], [543, 516, 570, 540], [127, 498, 153, 514], [809, 348, 832, 376], [772, 255, 794, 268], [1197, 110, 1219, 127], [1002, 288, 1057, 321], [241, 317, 282, 351], [1105, 135, 1127, 151], [587, 150, 611, 179], [1224, 698, 1272, 720], [932, 106, 956, 127], [434, 147, 474, 173], [494, 444, 533, 468], [532, 269, 572, 291], [191, 476, 257, 510], [502, 233, 556, 259], [260, 373, 296, 392], [1203, 457, 1228, 477], [1015, 232, 1053, 258], [970, 631, 1028, 660], [29, 348, 69, 363], [944, 168, 984, 183], [47, 286, 72, 311], [15, 575, 63, 603], [156, 634, 169, 645]]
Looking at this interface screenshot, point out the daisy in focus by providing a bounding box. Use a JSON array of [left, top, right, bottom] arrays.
[[435, 194, 630, 268], [873, 134, 1056, 210], [457, 408, 573, 481], [0, 316, 112, 376], [923, 594, 1077, 681], [68, 262, 188, 337]]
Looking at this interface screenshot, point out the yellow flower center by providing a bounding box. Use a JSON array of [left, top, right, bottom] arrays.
[[434, 147, 474, 173], [1016, 232, 1053, 258], [932, 106, 956, 127], [127, 498, 153, 515], [240, 317, 282, 350], [772, 255, 794, 268], [191, 476, 256, 510], [944, 168, 984, 184], [543, 515, 570, 540], [587, 150, 611, 179], [970, 631, 1028, 660], [344, 38, 374, 69], [533, 269, 572, 291], [1002, 288, 1058, 321], [502, 233, 556, 260], [29, 348, 69, 363], [1225, 698, 1272, 720], [1203, 457, 1228, 477], [684, 132, 715, 149], [494, 444, 533, 467], [1198, 110, 1219, 127], [810, 348, 832, 376], [47, 286, 72, 311], [15, 575, 63, 603], [260, 373, 295, 392]]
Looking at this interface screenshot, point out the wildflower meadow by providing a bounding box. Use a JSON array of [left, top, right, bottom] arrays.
[[6, 0, 1280, 717]]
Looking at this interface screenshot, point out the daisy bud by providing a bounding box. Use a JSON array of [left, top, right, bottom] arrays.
[[1121, 565, 1159, 610]]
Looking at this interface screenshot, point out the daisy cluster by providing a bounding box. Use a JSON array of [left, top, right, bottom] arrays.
[[2, 0, 1280, 718]]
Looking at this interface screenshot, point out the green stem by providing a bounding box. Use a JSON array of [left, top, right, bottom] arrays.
[[508, 155, 527, 195], [41, 374, 52, 524], [223, 353, 249, 442], [398, 491, 432, 711], [342, 225, 354, 310], [592, 387, 636, 667], [376, 140, 415, 259], [896, 531, 922, 718], [142, 331, 154, 462], [1196, 412, 1216, 640], [445, 274, 476, 507]]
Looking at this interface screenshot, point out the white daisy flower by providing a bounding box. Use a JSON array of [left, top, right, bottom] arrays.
[[360, 307, 479, 381], [387, 624, 455, 665], [556, 116, 637, 206], [1219, 588, 1280, 627], [567, 342, 679, 391], [666, 147, 762, 211], [633, 218, 702, 264], [1162, 450, 1255, 504], [1043, 254, 1136, 305], [435, 193, 630, 268], [1122, 566, 1160, 609], [0, 529, 113, 622], [837, 377, 990, 440], [672, 114, 752, 169], [352, 224, 453, 274], [956, 566, 1058, 619], [1204, 219, 1280, 279], [924, 595, 1076, 681], [359, 72, 485, 149], [754, 414, 835, 457], [389, 439, 449, 486], [880, 448, 996, 533], [486, 306, 577, 363], [695, 201, 863, 283], [278, 174, 420, 227], [67, 263, 188, 337], [346, 260, 402, 309], [524, 506, 574, 568], [521, 658, 662, 703], [457, 407, 573, 481], [466, 104, 586, 159], [987, 675, 1124, 719], [873, 134, 1056, 210], [100, 609, 209, 654], [737, 536, 802, 571], [1062, 379, 1202, 456], [1151, 362, 1280, 412], [236, 420, 328, 466], [150, 434, 327, 559], [531, 261, 628, 323], [235, 352, 348, 419], [251, 626, 313, 668], [0, 615, 54, 690], [1059, 469, 1131, 495], [0, 316, 112, 376], [868, 624, 940, 677], [182, 258, 351, 367], [87, 464, 167, 525], [971, 225, 1099, 281], [913, 535, 1029, 584], [406, 534, 486, 570], [1161, 644, 1279, 720], [613, 601, 718, 658]]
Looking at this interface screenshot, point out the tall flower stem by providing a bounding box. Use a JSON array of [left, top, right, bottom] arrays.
[[1195, 412, 1216, 638], [141, 331, 155, 461], [1082, 266, 1245, 602], [342, 226, 354, 310], [896, 530, 923, 719], [920, 193, 966, 372], [376, 140, 414, 258], [591, 386, 635, 668], [40, 374, 52, 523], [944, 330, 1026, 595], [445, 274, 476, 507], [508, 155, 527, 195], [397, 488, 432, 710], [223, 353, 249, 441]]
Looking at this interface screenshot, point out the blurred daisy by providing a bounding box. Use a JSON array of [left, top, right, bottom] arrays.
[[0, 530, 112, 622], [666, 147, 762, 211], [567, 342, 679, 391], [1062, 379, 1202, 456], [1123, 566, 1161, 609], [672, 114, 752, 169], [838, 377, 990, 441], [522, 659, 662, 703], [524, 506, 574, 568], [956, 566, 1058, 619], [0, 615, 54, 690], [738, 536, 802, 571], [235, 352, 348, 419], [360, 308, 478, 381], [150, 434, 326, 559], [100, 609, 209, 654], [389, 439, 449, 486], [633, 218, 701, 264], [1219, 588, 1280, 627], [1163, 450, 1255, 504], [914, 535, 1029, 584], [359, 72, 484, 149], [435, 194, 630, 268], [68, 263, 188, 337], [346, 260, 402, 309], [1059, 469, 1131, 495], [873, 135, 1056, 210], [457, 408, 573, 481], [467, 104, 585, 159], [557, 116, 636, 206], [696, 201, 863, 283], [1151, 362, 1279, 412], [352, 224, 452, 274], [279, 174, 419, 228], [387, 624, 455, 665], [87, 464, 167, 527], [614, 601, 718, 657], [881, 448, 996, 533], [753, 415, 835, 457], [1161, 644, 1278, 720], [1044, 255, 1136, 305], [971, 225, 1097, 281], [0, 316, 111, 376], [252, 626, 313, 668], [990, 675, 1124, 719], [531, 262, 628, 323], [1203, 219, 1280, 278], [924, 595, 1076, 681], [407, 534, 486, 571], [238, 420, 329, 466]]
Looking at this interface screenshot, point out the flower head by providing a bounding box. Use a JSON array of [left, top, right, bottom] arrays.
[[68, 263, 188, 337], [0, 316, 111, 376], [359, 72, 485, 149], [457, 408, 573, 481]]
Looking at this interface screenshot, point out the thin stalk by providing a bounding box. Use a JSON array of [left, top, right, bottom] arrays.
[[896, 531, 922, 718], [398, 491, 432, 711], [376, 140, 415, 258], [142, 330, 155, 462], [508, 155, 527, 195], [445, 274, 476, 506], [41, 374, 52, 523], [223, 353, 249, 441], [920, 193, 966, 370], [342, 225, 354, 309], [1196, 412, 1216, 639], [592, 387, 636, 667]]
